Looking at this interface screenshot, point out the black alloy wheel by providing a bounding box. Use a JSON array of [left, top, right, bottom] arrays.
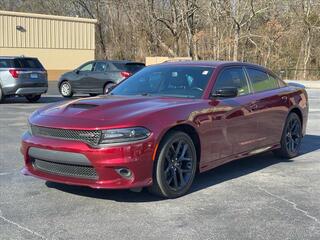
[[274, 112, 302, 158], [149, 131, 197, 198]]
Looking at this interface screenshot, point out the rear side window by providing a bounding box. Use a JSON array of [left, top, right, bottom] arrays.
[[125, 63, 145, 72], [0, 59, 14, 68], [94, 62, 107, 72], [17, 58, 43, 68], [213, 67, 250, 96], [246, 68, 278, 92], [113, 63, 145, 73], [269, 74, 287, 87]]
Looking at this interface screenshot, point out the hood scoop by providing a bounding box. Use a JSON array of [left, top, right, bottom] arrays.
[[68, 103, 98, 109]]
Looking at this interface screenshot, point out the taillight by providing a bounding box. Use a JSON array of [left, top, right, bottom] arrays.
[[9, 69, 19, 78], [120, 71, 132, 78]]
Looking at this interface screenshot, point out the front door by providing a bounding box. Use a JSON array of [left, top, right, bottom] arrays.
[[73, 61, 95, 91], [201, 67, 259, 166]]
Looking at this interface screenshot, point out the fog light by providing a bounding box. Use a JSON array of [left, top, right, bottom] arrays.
[[115, 168, 132, 179]]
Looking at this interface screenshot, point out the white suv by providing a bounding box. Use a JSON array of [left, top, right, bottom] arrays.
[[0, 56, 48, 103]]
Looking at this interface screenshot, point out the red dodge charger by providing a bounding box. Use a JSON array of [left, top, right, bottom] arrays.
[[21, 61, 308, 198]]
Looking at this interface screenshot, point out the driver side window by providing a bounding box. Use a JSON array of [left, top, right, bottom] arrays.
[[79, 62, 94, 72], [213, 67, 250, 96]]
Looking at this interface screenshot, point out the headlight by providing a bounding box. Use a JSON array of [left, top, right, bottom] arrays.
[[27, 121, 32, 135], [100, 127, 151, 144]]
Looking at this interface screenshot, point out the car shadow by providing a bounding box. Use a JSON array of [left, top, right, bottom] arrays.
[[45, 134, 320, 202]]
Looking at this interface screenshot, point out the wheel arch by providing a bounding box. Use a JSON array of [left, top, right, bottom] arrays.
[[59, 78, 70, 85], [289, 107, 303, 126], [103, 81, 115, 89], [155, 124, 201, 167]]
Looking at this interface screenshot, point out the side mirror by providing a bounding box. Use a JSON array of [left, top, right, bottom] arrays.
[[211, 87, 238, 98]]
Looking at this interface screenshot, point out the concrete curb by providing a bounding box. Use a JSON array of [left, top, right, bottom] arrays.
[[285, 80, 320, 89]]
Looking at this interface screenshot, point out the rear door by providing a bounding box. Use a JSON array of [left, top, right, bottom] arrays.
[[244, 67, 288, 148], [208, 66, 259, 159], [87, 61, 109, 93]]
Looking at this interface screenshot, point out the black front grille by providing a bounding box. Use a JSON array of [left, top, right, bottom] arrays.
[[31, 125, 101, 146], [32, 158, 98, 179]]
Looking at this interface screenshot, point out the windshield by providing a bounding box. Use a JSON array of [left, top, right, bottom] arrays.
[[110, 65, 214, 99]]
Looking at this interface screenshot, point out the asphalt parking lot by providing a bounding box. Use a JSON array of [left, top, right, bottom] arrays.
[[1, 84, 320, 240]]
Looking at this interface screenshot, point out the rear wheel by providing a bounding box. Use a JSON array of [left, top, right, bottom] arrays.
[[104, 83, 115, 95], [148, 131, 197, 198], [273, 112, 302, 158], [25, 94, 41, 103], [60, 81, 73, 98]]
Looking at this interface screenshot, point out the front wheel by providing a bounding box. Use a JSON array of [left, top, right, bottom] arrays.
[[60, 81, 73, 98], [25, 94, 41, 103], [148, 131, 197, 198], [273, 112, 302, 158]]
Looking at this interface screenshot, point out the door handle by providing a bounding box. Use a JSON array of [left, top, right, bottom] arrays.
[[281, 96, 288, 102], [249, 103, 258, 111]]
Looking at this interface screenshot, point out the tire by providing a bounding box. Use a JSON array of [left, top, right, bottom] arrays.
[[103, 83, 115, 95], [89, 93, 98, 97], [25, 94, 41, 103], [0, 86, 4, 103], [148, 131, 197, 198], [59, 81, 73, 98], [273, 112, 302, 159]]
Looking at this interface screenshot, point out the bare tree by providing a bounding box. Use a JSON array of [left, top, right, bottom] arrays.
[[2, 0, 320, 79]]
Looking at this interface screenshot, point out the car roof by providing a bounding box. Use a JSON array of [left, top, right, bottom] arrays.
[[159, 60, 265, 69], [0, 56, 38, 59], [95, 60, 145, 65]]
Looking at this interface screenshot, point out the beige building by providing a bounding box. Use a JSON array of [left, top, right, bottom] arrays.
[[0, 10, 97, 80]]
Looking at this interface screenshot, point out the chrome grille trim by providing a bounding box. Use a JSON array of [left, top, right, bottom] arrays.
[[31, 158, 98, 180], [31, 125, 101, 146]]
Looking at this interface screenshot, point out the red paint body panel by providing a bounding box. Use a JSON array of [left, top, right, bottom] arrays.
[[21, 61, 309, 189]]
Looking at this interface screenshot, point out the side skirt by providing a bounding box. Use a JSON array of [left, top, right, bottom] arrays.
[[199, 143, 281, 173]]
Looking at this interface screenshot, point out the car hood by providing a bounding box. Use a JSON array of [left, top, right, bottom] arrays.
[[30, 95, 201, 129]]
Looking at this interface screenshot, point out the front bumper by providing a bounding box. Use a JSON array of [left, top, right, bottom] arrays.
[[21, 132, 155, 189]]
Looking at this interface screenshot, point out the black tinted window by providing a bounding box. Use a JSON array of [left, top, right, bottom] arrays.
[[0, 59, 14, 68], [17, 58, 43, 68], [213, 67, 250, 96], [113, 63, 145, 72], [111, 66, 213, 99], [94, 62, 107, 72], [125, 63, 145, 72], [247, 68, 278, 92]]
